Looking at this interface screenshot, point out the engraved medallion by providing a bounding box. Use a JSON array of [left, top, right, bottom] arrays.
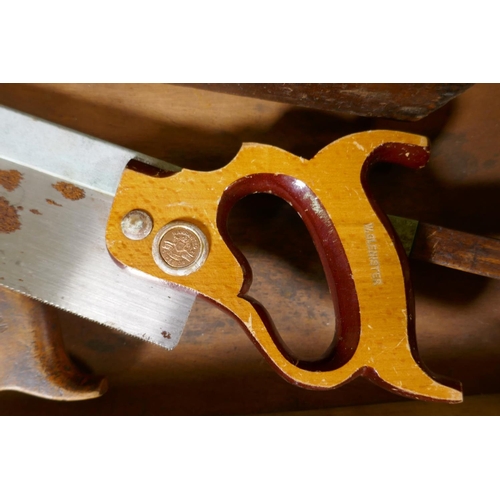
[[152, 221, 209, 276], [159, 226, 202, 268]]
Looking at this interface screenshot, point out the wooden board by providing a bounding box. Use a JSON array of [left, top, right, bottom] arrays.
[[182, 84, 473, 121]]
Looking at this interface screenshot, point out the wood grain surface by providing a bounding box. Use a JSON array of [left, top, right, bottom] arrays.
[[411, 223, 500, 279], [182, 84, 473, 121], [0, 83, 498, 414]]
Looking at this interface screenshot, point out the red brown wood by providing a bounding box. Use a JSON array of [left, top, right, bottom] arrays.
[[181, 84, 473, 121], [411, 223, 500, 280]]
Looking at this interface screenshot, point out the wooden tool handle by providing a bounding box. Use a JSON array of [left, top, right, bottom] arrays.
[[0, 287, 107, 400], [180, 84, 473, 121], [106, 131, 462, 402], [411, 222, 500, 280]]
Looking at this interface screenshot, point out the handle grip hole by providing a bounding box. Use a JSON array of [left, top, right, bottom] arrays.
[[227, 193, 337, 361]]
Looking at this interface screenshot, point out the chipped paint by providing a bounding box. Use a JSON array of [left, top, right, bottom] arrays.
[[244, 314, 253, 331], [353, 141, 365, 151], [301, 187, 329, 224]]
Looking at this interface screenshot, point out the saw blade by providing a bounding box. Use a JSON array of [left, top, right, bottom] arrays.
[[0, 106, 195, 349]]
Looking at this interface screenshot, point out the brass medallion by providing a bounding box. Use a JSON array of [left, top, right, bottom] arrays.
[[159, 226, 202, 268], [152, 221, 209, 276]]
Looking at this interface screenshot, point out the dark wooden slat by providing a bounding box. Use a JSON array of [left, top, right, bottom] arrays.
[[181, 83, 473, 121], [411, 222, 500, 280]]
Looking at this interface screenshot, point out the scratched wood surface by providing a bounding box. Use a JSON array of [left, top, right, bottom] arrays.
[[0, 83, 499, 415]]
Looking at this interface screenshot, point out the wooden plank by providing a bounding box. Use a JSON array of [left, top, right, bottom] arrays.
[[182, 84, 473, 121], [411, 223, 500, 280], [270, 393, 500, 416]]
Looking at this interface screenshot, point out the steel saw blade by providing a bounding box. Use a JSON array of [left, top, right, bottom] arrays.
[[0, 105, 195, 349]]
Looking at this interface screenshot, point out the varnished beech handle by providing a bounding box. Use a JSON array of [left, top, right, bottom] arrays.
[[106, 130, 463, 402]]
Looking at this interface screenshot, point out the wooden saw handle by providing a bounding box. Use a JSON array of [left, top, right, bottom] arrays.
[[106, 131, 462, 403]]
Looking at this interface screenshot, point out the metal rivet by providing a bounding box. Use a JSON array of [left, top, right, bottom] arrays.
[[152, 221, 209, 276], [121, 210, 153, 240]]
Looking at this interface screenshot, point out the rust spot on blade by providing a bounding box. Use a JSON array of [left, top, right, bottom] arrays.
[[46, 199, 62, 207], [52, 181, 85, 201], [161, 331, 172, 339], [0, 196, 21, 233], [30, 209, 42, 215], [0, 170, 23, 192]]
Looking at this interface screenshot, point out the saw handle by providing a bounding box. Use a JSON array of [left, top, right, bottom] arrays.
[[216, 173, 361, 371], [208, 137, 459, 400], [107, 131, 462, 401]]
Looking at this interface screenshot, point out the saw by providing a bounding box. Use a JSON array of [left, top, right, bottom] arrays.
[[3, 104, 496, 404]]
